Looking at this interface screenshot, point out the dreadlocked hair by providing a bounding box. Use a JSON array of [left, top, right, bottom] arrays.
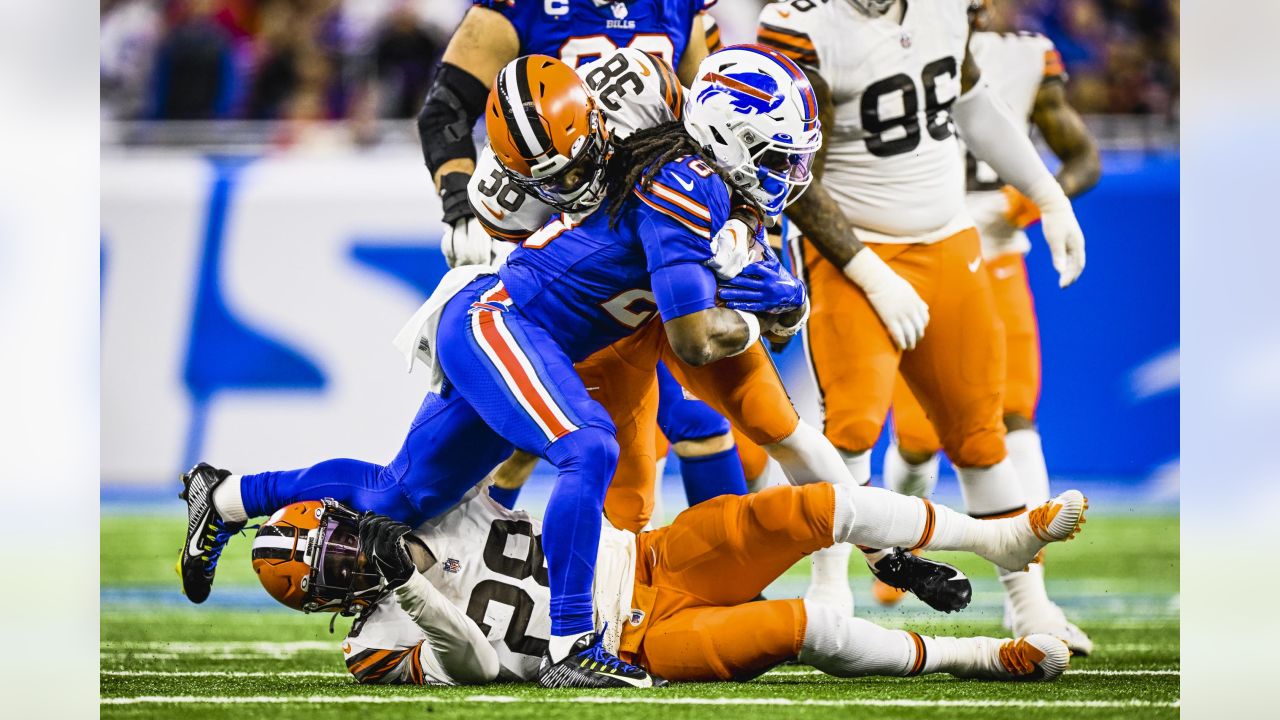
[[602, 120, 740, 229]]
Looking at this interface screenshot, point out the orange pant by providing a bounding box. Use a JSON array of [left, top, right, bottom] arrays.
[[892, 253, 1041, 455], [619, 483, 835, 680], [579, 320, 800, 531], [801, 228, 1007, 468]]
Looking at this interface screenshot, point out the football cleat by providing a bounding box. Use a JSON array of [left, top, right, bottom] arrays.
[[177, 462, 244, 604], [869, 548, 972, 613], [981, 491, 1088, 572], [538, 629, 667, 689], [952, 634, 1070, 682], [1008, 603, 1095, 657]]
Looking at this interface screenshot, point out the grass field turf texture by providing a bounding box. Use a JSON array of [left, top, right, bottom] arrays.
[[102, 508, 1179, 719]]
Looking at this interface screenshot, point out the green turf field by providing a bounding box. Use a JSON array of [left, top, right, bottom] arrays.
[[101, 510, 1179, 719]]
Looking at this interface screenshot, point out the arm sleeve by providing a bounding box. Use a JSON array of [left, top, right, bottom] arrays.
[[394, 572, 501, 685], [952, 80, 1066, 210], [650, 262, 719, 321]]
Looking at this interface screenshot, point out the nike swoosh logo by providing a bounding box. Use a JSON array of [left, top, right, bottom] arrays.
[[967, 257, 982, 273], [637, 62, 651, 77], [342, 642, 351, 654], [673, 175, 695, 192], [482, 201, 505, 220], [992, 265, 1017, 280], [778, 9, 791, 18]]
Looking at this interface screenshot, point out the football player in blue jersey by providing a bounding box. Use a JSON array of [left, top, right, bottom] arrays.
[[420, 0, 752, 531], [179, 46, 820, 689]]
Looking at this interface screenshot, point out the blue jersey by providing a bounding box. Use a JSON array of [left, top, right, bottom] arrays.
[[476, 0, 706, 70], [497, 155, 728, 362]]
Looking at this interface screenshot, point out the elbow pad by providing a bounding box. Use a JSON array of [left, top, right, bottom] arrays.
[[419, 63, 490, 177]]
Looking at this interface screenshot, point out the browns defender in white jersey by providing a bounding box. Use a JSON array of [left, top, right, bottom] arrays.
[[758, 0, 1091, 652], [467, 47, 687, 244], [884, 1, 1100, 652]]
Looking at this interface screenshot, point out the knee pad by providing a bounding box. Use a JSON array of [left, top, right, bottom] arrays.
[[946, 427, 1007, 470], [825, 415, 883, 455], [547, 426, 621, 479]]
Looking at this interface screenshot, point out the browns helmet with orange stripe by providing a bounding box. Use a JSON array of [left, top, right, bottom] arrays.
[[252, 498, 388, 616], [486, 55, 610, 214]]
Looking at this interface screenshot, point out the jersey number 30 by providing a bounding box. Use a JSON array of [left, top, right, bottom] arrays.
[[862, 57, 958, 158]]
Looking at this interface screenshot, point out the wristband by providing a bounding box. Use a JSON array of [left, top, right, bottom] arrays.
[[841, 247, 891, 292], [730, 310, 762, 356], [1000, 185, 1042, 229]]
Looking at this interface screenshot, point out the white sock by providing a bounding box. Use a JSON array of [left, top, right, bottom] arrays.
[[838, 447, 871, 486], [999, 561, 1061, 628], [835, 483, 997, 555], [1006, 429, 1051, 507], [883, 444, 940, 498], [212, 475, 248, 523], [765, 421, 853, 486], [799, 600, 915, 676], [548, 631, 592, 663], [955, 459, 1026, 518], [647, 458, 667, 531]]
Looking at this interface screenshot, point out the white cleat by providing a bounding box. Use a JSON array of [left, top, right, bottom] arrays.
[[1007, 600, 1095, 657], [982, 491, 1088, 572], [953, 634, 1071, 682]]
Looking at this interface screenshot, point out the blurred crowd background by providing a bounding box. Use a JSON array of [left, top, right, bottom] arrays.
[[101, 0, 1179, 131]]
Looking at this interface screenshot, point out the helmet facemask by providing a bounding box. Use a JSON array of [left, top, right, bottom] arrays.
[[510, 108, 611, 214], [300, 499, 389, 616], [723, 123, 819, 219]]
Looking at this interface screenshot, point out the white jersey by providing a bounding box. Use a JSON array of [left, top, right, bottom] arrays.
[[343, 484, 637, 684], [758, 0, 972, 242], [469, 47, 685, 241], [965, 30, 1066, 258]]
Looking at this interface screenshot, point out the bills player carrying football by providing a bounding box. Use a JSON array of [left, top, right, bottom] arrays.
[[421, 0, 755, 526], [756, 0, 1090, 652], [248, 481, 1086, 685], [879, 0, 1100, 651]]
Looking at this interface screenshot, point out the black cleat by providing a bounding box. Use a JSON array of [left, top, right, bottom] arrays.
[[176, 463, 244, 604], [869, 548, 972, 613], [538, 628, 667, 688]]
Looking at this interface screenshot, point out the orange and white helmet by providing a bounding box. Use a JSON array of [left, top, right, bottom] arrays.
[[485, 54, 610, 213], [251, 498, 386, 616]]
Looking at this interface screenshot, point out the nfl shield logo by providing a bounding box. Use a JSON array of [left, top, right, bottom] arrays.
[[612, 2, 628, 20], [443, 558, 462, 574], [900, 30, 912, 48], [629, 609, 646, 626]]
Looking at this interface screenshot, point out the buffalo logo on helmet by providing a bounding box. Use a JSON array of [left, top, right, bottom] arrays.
[[696, 70, 784, 116]]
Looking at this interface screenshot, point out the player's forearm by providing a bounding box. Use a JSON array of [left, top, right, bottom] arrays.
[[663, 307, 759, 367], [785, 180, 868, 268], [395, 573, 500, 684], [1032, 83, 1101, 199], [953, 82, 1066, 212]]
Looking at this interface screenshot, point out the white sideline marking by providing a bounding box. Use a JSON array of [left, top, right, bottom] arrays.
[[765, 669, 1179, 678], [101, 695, 1180, 709], [103, 641, 334, 652], [103, 669, 1180, 679]]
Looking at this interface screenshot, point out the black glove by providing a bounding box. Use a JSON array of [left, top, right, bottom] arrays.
[[358, 512, 416, 590], [438, 172, 475, 226]]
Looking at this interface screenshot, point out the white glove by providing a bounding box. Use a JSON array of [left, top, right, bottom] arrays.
[[1027, 177, 1086, 288], [706, 218, 763, 280], [441, 216, 495, 268], [842, 248, 930, 351]]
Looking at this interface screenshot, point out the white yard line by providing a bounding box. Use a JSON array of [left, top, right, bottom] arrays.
[[103, 669, 1179, 679], [102, 641, 335, 652], [101, 695, 1180, 709]]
